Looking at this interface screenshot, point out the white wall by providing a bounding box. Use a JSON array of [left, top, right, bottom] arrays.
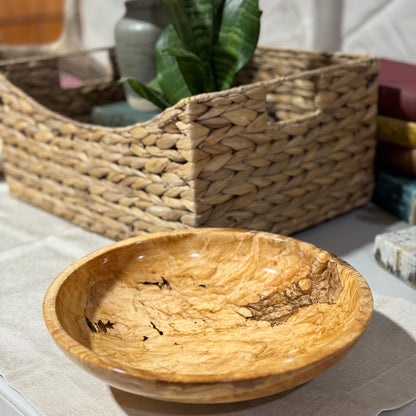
[[80, 0, 125, 50], [80, 0, 416, 64], [258, 0, 416, 64], [342, 0, 416, 63]]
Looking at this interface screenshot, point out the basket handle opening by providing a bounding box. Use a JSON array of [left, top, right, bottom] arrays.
[[57, 47, 118, 90]]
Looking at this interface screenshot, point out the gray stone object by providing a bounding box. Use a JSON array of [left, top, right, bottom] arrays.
[[374, 226, 416, 288]]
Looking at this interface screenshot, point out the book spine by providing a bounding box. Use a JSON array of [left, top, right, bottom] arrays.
[[373, 172, 416, 224], [378, 85, 416, 123], [377, 115, 416, 148], [376, 141, 416, 176]]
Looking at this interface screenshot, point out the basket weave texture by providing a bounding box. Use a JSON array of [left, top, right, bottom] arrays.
[[0, 46, 379, 240]]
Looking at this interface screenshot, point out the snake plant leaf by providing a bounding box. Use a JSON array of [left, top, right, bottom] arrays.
[[160, 0, 216, 65], [147, 78, 163, 95], [120, 77, 169, 110], [158, 0, 193, 50], [128, 0, 261, 107], [155, 25, 192, 105], [213, 0, 262, 91], [162, 47, 214, 95], [212, 0, 226, 45]]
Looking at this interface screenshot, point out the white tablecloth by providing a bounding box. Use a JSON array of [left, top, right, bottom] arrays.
[[1, 179, 416, 416]]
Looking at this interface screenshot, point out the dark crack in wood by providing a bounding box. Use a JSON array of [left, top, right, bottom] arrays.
[[85, 316, 115, 333], [150, 321, 164, 335], [96, 319, 107, 333], [105, 320, 115, 329], [85, 316, 97, 333], [138, 276, 172, 291]]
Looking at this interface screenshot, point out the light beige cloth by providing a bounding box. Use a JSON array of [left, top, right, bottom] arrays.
[[1, 181, 416, 416]]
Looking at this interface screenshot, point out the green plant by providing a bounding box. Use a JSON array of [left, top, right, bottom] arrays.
[[122, 0, 262, 109]]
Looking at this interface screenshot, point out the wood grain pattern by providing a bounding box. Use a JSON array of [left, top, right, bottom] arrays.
[[43, 228, 373, 403]]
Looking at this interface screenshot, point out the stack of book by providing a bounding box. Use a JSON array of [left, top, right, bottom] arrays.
[[373, 58, 416, 224]]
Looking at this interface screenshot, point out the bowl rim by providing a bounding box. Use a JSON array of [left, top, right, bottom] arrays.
[[42, 227, 373, 386]]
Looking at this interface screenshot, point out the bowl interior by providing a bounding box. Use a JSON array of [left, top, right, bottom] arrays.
[[51, 229, 371, 383]]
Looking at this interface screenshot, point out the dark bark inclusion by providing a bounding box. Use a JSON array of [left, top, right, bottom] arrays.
[[137, 276, 172, 291], [85, 316, 115, 333], [242, 257, 343, 326]]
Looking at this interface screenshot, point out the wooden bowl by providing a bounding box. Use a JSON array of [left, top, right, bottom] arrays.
[[43, 228, 373, 403]]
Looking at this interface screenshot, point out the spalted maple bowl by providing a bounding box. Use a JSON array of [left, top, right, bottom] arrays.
[[43, 228, 373, 403]]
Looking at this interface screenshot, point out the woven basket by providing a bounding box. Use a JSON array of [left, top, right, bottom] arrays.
[[0, 46, 379, 240]]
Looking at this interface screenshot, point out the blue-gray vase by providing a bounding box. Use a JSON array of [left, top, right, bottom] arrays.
[[114, 0, 168, 111]]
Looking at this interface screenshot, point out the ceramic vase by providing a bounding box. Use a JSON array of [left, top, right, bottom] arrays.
[[114, 0, 168, 111]]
